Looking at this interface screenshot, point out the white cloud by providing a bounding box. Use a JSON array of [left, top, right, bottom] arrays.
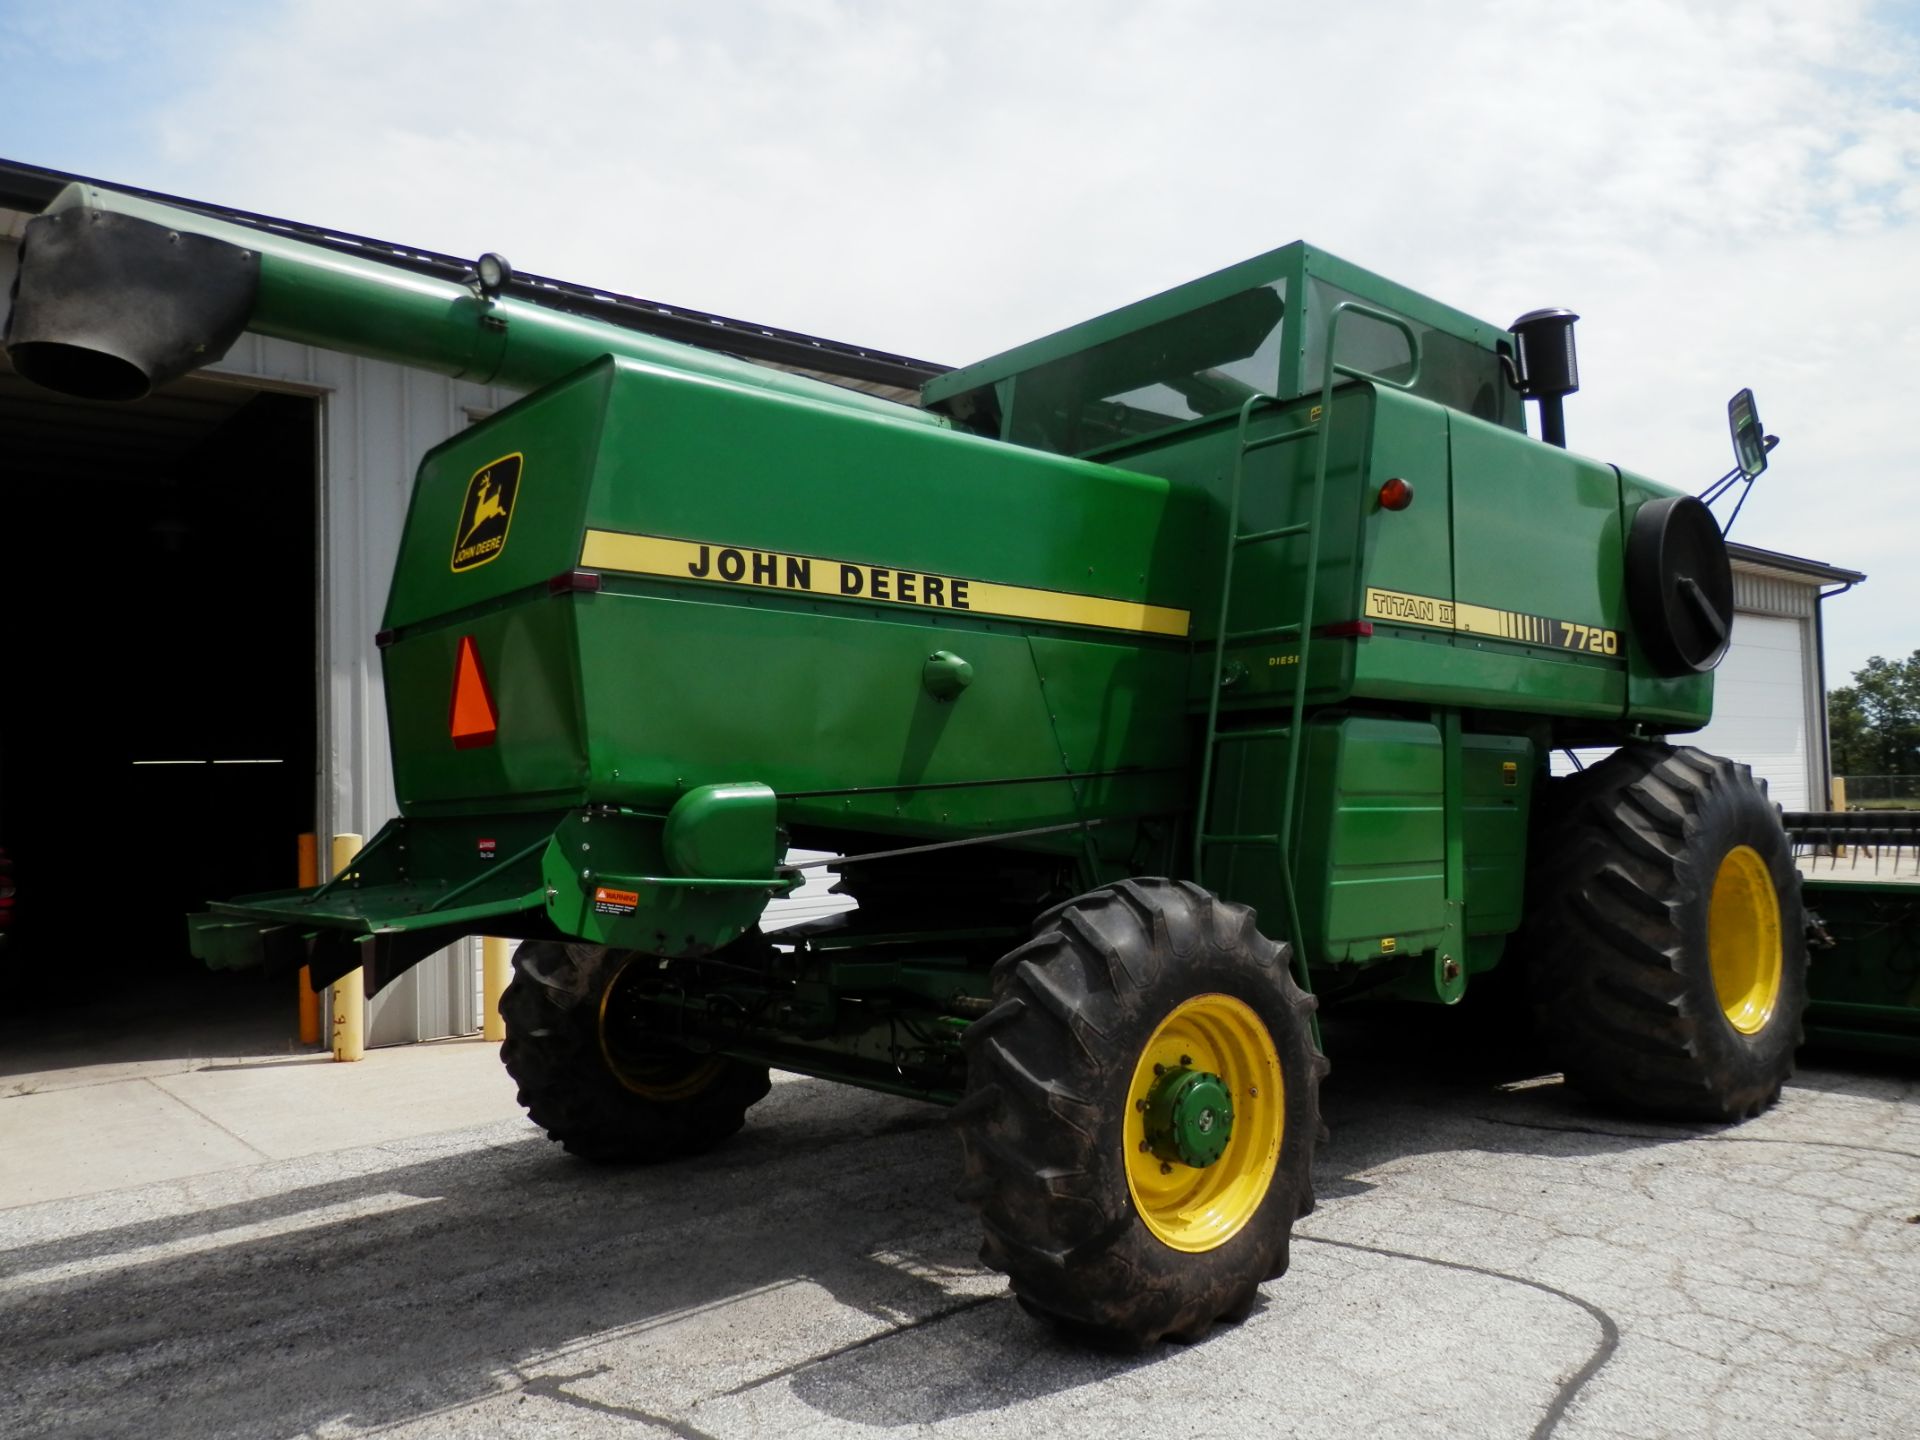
[[46, 0, 1920, 674]]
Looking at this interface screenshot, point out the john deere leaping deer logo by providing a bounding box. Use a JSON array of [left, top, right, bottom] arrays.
[[451, 453, 523, 572]]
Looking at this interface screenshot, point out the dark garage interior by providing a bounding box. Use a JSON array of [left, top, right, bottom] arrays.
[[0, 355, 317, 1057]]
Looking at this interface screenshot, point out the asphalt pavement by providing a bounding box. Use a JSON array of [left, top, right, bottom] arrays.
[[2, 1009, 1916, 1440]]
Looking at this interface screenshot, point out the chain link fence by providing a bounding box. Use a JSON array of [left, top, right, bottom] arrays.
[[1838, 775, 1920, 809]]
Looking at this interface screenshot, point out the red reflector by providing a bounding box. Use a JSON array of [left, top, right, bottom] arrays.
[[449, 635, 498, 749], [548, 569, 604, 595], [1378, 477, 1414, 511], [1318, 620, 1375, 639]]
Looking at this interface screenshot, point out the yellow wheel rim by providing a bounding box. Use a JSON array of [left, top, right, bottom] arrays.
[[1708, 845, 1783, 1035], [1124, 993, 1284, 1253], [597, 954, 727, 1098]]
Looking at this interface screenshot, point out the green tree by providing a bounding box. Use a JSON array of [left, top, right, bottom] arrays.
[[1828, 684, 1868, 775], [1829, 650, 1920, 782]]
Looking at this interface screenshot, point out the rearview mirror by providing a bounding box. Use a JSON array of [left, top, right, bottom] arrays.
[[1728, 388, 1768, 479]]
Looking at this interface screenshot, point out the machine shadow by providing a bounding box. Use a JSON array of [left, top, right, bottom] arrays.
[[769, 1001, 1749, 1429], [4, 1020, 1868, 1439], [2, 1080, 976, 1440]]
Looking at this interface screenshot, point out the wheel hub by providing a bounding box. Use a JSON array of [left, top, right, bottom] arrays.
[[1143, 1064, 1235, 1168], [1123, 992, 1285, 1254]]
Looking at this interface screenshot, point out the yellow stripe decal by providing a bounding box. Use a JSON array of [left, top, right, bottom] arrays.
[[1364, 586, 1620, 657], [581, 530, 1191, 638]]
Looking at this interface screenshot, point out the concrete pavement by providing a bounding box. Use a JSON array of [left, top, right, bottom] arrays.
[[0, 1039, 518, 1208], [2, 1013, 1916, 1439]]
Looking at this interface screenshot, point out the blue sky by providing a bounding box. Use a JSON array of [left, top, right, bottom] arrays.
[[3, 0, 1918, 682]]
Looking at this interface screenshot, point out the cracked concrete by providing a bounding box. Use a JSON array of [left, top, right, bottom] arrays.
[[1, 1015, 1914, 1439]]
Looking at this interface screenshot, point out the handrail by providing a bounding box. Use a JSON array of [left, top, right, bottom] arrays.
[[1192, 393, 1283, 879], [1322, 298, 1425, 392], [1190, 300, 1424, 1005], [1268, 301, 1424, 992]]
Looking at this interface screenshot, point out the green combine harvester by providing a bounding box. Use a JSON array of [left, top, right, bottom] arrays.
[[8, 182, 1912, 1348]]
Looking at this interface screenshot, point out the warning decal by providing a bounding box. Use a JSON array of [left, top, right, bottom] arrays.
[[593, 886, 640, 917], [451, 453, 524, 573]]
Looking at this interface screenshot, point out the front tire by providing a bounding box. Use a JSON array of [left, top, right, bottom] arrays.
[[953, 878, 1325, 1348], [500, 940, 771, 1162], [1523, 744, 1808, 1120]]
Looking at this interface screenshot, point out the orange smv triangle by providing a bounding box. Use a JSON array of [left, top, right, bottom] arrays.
[[449, 635, 498, 749]]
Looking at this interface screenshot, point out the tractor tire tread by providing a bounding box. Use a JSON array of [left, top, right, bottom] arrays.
[[499, 941, 769, 1163], [1521, 744, 1809, 1122], [952, 877, 1323, 1349]]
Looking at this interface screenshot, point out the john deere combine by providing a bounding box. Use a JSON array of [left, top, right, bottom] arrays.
[[4, 182, 1847, 1346]]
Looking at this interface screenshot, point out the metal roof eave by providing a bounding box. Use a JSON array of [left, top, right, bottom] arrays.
[[1727, 541, 1866, 587], [0, 157, 949, 399]]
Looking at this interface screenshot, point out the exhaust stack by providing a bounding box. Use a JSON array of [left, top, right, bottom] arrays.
[[1510, 307, 1580, 449]]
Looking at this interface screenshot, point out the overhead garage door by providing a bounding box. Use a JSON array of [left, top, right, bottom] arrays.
[[1549, 611, 1817, 812], [1677, 613, 1815, 812]]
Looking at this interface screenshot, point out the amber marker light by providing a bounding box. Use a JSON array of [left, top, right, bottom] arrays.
[[1378, 477, 1414, 511]]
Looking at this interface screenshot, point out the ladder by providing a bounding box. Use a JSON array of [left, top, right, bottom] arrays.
[[1192, 302, 1423, 991]]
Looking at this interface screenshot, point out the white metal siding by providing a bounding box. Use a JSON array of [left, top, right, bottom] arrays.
[[1683, 612, 1815, 812], [206, 336, 521, 1043], [1731, 564, 1817, 620]]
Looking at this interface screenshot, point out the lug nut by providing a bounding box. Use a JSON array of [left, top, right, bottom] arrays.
[[1159, 1162, 1173, 1175]]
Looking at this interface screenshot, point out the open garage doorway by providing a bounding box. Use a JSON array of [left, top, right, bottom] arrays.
[[0, 354, 317, 1067]]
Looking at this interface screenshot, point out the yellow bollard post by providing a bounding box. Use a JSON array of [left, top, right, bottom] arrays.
[[1831, 776, 1850, 860], [482, 936, 511, 1042], [330, 833, 366, 1062], [296, 833, 321, 1045]]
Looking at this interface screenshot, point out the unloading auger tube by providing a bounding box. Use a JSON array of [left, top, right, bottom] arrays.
[[3, 181, 946, 424]]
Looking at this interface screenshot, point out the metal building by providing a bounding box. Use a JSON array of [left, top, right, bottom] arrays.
[[1552, 543, 1863, 810], [1685, 543, 1863, 813], [0, 158, 934, 1042]]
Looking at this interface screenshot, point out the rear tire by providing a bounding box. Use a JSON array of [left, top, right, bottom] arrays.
[[500, 940, 770, 1162], [1523, 744, 1808, 1121], [953, 878, 1324, 1349]]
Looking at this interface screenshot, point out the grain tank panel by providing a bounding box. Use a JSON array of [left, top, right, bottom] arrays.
[[376, 355, 1206, 838]]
